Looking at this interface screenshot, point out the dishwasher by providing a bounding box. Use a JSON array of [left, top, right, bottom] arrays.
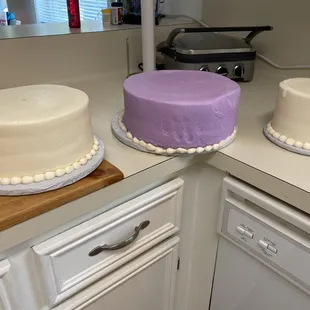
[[211, 176, 310, 310]]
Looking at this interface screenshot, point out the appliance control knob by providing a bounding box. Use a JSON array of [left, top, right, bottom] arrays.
[[216, 66, 228, 76], [199, 65, 209, 72], [234, 64, 245, 78]]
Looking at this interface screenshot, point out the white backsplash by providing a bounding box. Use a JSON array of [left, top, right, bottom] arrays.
[[202, 0, 310, 68], [0, 21, 197, 89]]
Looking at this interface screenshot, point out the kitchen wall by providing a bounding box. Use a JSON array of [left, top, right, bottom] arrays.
[[162, 0, 203, 19], [0, 21, 197, 89], [4, 0, 204, 25], [7, 0, 36, 24], [202, 0, 310, 67]]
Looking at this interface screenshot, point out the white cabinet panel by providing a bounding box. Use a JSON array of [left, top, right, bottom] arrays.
[[32, 179, 183, 308], [0, 260, 19, 310], [54, 236, 179, 310]]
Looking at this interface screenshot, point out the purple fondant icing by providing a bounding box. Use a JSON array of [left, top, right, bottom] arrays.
[[123, 70, 240, 149]]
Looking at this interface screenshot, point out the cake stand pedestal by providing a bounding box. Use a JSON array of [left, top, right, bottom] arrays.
[[0, 136, 105, 196], [264, 126, 310, 156], [111, 110, 237, 156]]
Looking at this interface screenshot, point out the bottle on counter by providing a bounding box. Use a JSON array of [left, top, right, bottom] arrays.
[[0, 11, 8, 26], [67, 0, 81, 28], [102, 8, 112, 24], [111, 2, 123, 25]]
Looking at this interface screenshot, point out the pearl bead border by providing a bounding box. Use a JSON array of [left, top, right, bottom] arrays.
[[266, 122, 310, 150], [0, 137, 100, 185], [118, 113, 237, 155]]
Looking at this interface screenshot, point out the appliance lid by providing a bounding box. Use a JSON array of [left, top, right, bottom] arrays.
[[173, 32, 254, 55]]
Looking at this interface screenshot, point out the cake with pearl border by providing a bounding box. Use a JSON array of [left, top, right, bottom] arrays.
[[114, 70, 240, 155], [0, 84, 103, 189], [265, 78, 310, 155]]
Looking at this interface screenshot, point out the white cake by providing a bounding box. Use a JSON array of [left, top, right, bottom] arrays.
[[0, 85, 99, 185], [266, 78, 310, 150]]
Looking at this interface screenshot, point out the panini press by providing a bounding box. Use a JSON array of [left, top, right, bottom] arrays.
[[157, 26, 272, 81]]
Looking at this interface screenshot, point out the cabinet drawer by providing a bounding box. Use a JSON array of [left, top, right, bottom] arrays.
[[0, 260, 19, 310], [32, 178, 183, 308], [53, 236, 179, 310]]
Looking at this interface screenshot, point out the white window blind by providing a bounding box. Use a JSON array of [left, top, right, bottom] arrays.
[[34, 0, 108, 24]]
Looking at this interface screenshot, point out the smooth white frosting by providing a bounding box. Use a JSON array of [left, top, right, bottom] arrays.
[[0, 138, 99, 185], [0, 84, 99, 185], [0, 85, 94, 179], [295, 141, 303, 148], [267, 122, 310, 150], [45, 172, 56, 180], [22, 176, 33, 184], [55, 169, 66, 177], [73, 162, 81, 170], [119, 113, 236, 155], [303, 143, 310, 150], [65, 166, 74, 174], [1, 178, 10, 185], [11, 177, 21, 185], [34, 174, 45, 183], [79, 158, 88, 165], [271, 78, 310, 143], [155, 147, 165, 154]]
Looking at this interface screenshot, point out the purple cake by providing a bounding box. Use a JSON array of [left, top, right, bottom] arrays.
[[121, 70, 240, 154]]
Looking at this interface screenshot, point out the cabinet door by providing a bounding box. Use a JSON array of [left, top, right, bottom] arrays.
[[0, 260, 19, 310], [33, 178, 183, 308], [54, 237, 179, 310]]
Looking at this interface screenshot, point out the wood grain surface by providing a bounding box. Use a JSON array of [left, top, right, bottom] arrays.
[[0, 160, 124, 231]]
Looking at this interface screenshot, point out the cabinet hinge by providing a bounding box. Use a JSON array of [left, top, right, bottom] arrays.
[[177, 257, 180, 270]]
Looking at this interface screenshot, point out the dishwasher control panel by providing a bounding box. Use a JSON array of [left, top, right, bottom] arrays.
[[219, 176, 310, 291], [236, 224, 280, 254], [227, 208, 281, 258], [223, 204, 310, 290], [236, 225, 254, 240]]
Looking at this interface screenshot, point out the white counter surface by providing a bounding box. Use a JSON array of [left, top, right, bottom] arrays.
[[1, 60, 310, 253], [69, 60, 310, 212], [219, 61, 310, 191], [71, 62, 310, 188]]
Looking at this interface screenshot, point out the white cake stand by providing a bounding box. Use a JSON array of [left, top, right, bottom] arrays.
[[263, 126, 310, 156], [111, 110, 237, 156], [0, 136, 105, 196]]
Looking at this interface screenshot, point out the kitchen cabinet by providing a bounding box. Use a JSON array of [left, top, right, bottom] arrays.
[[0, 164, 226, 310], [53, 237, 179, 310], [0, 260, 19, 310], [32, 178, 183, 308]]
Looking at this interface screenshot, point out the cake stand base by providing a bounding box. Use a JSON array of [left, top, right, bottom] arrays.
[[111, 110, 236, 156], [263, 126, 310, 156], [0, 136, 105, 196]]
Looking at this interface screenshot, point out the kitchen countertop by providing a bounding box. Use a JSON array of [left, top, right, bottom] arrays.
[[1, 60, 310, 253], [73, 61, 310, 194], [75, 61, 310, 212], [66, 61, 310, 213], [219, 61, 310, 190], [207, 61, 310, 211]]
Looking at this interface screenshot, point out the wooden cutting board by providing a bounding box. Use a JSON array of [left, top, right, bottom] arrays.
[[0, 160, 124, 231]]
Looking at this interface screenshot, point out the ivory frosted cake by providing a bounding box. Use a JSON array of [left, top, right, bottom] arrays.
[[0, 85, 99, 185], [266, 78, 310, 151], [120, 70, 240, 154]]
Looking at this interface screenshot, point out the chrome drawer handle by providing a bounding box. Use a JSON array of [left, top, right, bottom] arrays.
[[89, 220, 150, 257]]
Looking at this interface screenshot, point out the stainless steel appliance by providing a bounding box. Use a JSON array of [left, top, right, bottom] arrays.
[[211, 176, 310, 310], [157, 26, 272, 81]]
